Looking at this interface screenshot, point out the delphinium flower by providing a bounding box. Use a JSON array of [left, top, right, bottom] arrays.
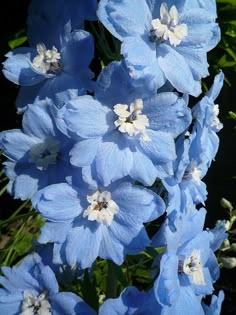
[[191, 71, 224, 168], [0, 100, 76, 200], [202, 290, 225, 315], [98, 0, 220, 96], [98, 285, 225, 315], [28, 0, 98, 37], [2, 24, 94, 112], [56, 61, 191, 187], [152, 208, 227, 311], [0, 253, 96, 315], [32, 178, 165, 268], [160, 71, 224, 215], [98, 286, 162, 315]]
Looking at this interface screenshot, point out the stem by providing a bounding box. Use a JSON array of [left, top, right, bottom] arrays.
[[106, 260, 118, 298]]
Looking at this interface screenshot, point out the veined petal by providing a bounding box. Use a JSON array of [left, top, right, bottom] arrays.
[[63, 96, 112, 138], [32, 183, 82, 221], [157, 44, 201, 96], [95, 133, 133, 186], [66, 223, 102, 268]]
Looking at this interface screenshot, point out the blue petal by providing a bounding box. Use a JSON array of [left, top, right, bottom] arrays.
[[22, 102, 56, 138], [52, 292, 96, 315], [63, 96, 112, 138], [2, 47, 45, 86], [95, 132, 133, 186], [70, 138, 101, 167], [38, 221, 71, 244], [139, 129, 176, 164], [157, 44, 201, 96], [129, 149, 158, 186], [66, 222, 102, 268], [145, 93, 191, 138], [98, 0, 152, 41], [32, 183, 82, 221], [1, 130, 38, 161], [62, 30, 94, 72]]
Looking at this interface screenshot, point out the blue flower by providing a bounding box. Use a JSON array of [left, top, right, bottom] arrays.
[[98, 0, 220, 96], [0, 253, 96, 315], [0, 100, 75, 200], [58, 61, 191, 186], [99, 286, 160, 315], [191, 71, 224, 168], [28, 0, 98, 41], [2, 26, 94, 112], [153, 209, 220, 307], [202, 290, 224, 315], [32, 180, 165, 268]]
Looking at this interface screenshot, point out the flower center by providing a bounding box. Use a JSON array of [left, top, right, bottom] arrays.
[[29, 137, 60, 170], [183, 161, 201, 184], [32, 43, 61, 74], [113, 99, 150, 141], [150, 3, 187, 46], [211, 104, 223, 132], [178, 250, 205, 285], [83, 190, 119, 226], [21, 290, 51, 315]]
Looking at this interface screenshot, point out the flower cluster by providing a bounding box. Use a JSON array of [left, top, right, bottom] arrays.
[[0, 0, 227, 314]]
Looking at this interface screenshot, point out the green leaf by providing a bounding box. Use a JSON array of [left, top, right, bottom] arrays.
[[8, 36, 27, 49], [229, 111, 236, 120]]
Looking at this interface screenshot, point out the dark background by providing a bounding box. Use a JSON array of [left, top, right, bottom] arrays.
[[0, 1, 235, 314]]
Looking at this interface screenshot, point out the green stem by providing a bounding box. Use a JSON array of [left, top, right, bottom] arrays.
[[106, 260, 118, 298]]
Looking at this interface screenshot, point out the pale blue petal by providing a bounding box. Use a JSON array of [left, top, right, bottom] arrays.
[[158, 44, 201, 96], [139, 130, 176, 163], [70, 138, 101, 167], [95, 133, 133, 186], [63, 96, 112, 138], [129, 149, 158, 186], [66, 223, 102, 268], [32, 183, 82, 221], [2, 47, 45, 86]]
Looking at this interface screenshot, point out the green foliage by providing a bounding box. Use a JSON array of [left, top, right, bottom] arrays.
[[8, 30, 27, 49], [210, 1, 236, 77]]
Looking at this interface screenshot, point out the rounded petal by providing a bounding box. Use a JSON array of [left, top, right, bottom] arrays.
[[2, 47, 45, 86], [32, 183, 82, 221], [66, 222, 102, 268], [157, 44, 201, 96], [63, 96, 112, 138], [95, 133, 133, 186]]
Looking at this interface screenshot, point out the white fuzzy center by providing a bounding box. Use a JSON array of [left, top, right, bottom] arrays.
[[30, 137, 60, 170], [21, 290, 51, 315], [151, 3, 187, 46], [183, 161, 202, 184], [114, 99, 150, 141], [32, 43, 61, 74], [181, 250, 205, 285], [83, 190, 119, 226]]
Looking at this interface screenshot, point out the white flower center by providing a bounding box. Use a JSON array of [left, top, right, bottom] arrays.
[[183, 161, 201, 184], [179, 250, 205, 285], [83, 190, 119, 226], [30, 137, 60, 170], [151, 3, 187, 46], [211, 104, 223, 132], [21, 290, 51, 315], [113, 99, 150, 141], [32, 43, 61, 74]]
